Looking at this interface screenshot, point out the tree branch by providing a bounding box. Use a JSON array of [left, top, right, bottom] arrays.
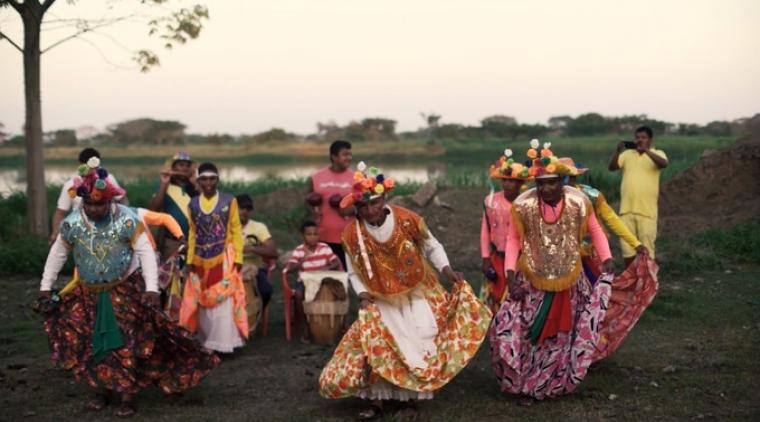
[[0, 29, 23, 53], [41, 15, 131, 54], [4, 1, 23, 14], [42, 0, 57, 13]]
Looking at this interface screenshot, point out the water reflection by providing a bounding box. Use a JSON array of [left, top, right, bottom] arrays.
[[0, 163, 448, 194]]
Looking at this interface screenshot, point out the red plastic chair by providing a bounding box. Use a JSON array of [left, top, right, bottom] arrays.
[[281, 268, 296, 341]]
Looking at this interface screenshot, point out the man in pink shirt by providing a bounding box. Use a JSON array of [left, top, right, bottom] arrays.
[[480, 148, 531, 314], [489, 141, 615, 403], [306, 140, 354, 269]]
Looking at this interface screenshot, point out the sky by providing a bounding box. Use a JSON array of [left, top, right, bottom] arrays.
[[1, 0, 759, 135]]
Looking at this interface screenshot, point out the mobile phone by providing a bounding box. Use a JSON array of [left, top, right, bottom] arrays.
[[623, 141, 636, 149]]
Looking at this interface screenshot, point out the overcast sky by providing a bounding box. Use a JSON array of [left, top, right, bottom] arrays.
[[1, 0, 758, 135]]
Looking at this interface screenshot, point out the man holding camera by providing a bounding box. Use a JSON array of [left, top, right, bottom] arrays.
[[306, 140, 355, 269], [608, 126, 668, 265]]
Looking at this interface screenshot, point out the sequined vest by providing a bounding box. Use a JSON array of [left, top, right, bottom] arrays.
[[512, 186, 591, 292], [342, 206, 430, 298], [188, 193, 233, 260], [60, 205, 140, 284]]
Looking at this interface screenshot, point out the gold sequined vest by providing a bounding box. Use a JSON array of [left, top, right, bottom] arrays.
[[342, 206, 431, 298], [512, 186, 591, 291]]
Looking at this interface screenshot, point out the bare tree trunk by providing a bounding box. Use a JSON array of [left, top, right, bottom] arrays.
[[21, 1, 49, 237]]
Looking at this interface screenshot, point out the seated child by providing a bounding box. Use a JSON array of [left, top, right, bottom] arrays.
[[284, 220, 342, 341], [237, 194, 278, 310]]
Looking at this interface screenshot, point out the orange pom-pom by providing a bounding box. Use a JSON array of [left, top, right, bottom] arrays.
[[361, 178, 375, 190], [383, 178, 395, 189], [527, 149, 538, 159], [354, 171, 364, 182], [528, 166, 539, 177], [545, 163, 557, 173], [540, 148, 553, 157], [90, 189, 103, 201], [68, 188, 77, 199]]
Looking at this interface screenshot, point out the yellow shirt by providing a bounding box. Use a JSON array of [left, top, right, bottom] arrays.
[[242, 220, 272, 268], [618, 148, 667, 219]]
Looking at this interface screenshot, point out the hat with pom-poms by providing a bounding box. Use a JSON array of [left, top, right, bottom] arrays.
[[67, 159, 125, 202], [339, 161, 396, 209], [489, 148, 533, 181], [524, 139, 575, 179]]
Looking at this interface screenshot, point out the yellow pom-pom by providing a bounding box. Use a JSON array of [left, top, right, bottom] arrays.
[[545, 163, 557, 173], [354, 171, 364, 182], [68, 189, 76, 199], [374, 184, 385, 195]]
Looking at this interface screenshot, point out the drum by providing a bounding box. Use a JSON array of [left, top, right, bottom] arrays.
[[242, 264, 263, 335], [301, 271, 349, 345]]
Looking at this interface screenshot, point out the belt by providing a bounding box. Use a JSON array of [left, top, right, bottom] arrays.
[[80, 276, 128, 293]]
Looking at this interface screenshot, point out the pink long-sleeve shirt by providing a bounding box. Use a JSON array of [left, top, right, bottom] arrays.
[[480, 192, 513, 258], [505, 199, 611, 272]]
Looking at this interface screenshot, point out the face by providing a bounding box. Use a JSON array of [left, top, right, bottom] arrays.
[[238, 207, 251, 225], [501, 179, 525, 202], [635, 131, 652, 149], [198, 175, 219, 197], [536, 177, 563, 204], [330, 148, 352, 170], [302, 226, 320, 246], [83, 198, 110, 221], [568, 175, 578, 185], [172, 160, 192, 181], [358, 196, 386, 225]]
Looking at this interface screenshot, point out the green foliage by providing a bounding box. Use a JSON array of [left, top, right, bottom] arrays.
[[108, 118, 186, 145], [695, 220, 760, 263]]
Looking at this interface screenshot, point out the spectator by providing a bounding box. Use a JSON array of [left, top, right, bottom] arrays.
[[608, 126, 668, 265], [237, 193, 277, 310], [306, 140, 354, 269]]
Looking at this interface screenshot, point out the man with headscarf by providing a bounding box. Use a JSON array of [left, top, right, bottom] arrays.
[[38, 161, 218, 417], [319, 162, 491, 420]]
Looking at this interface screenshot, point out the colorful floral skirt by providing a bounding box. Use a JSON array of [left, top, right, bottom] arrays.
[[586, 254, 659, 360], [319, 278, 491, 399], [489, 273, 610, 399], [42, 271, 220, 395]]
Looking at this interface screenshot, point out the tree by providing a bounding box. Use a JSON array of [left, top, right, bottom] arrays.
[[108, 118, 186, 145], [0, 122, 8, 143], [50, 129, 77, 146], [566, 113, 613, 136], [0, 0, 209, 236]]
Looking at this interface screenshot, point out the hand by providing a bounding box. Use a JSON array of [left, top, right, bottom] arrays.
[[507, 271, 527, 301], [635, 245, 649, 256], [358, 293, 374, 310], [234, 263, 242, 273], [636, 142, 649, 153], [443, 266, 464, 284], [142, 291, 160, 307], [176, 236, 187, 253], [481, 258, 492, 275], [159, 170, 172, 186], [48, 232, 58, 246], [616, 141, 627, 153], [602, 259, 615, 275]]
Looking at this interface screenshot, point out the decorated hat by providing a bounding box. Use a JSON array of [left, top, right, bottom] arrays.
[[524, 139, 575, 179], [489, 148, 533, 180], [68, 157, 125, 202], [558, 157, 588, 175], [339, 161, 396, 209], [171, 151, 194, 164]]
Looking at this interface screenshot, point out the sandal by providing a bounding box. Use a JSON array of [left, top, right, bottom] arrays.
[[357, 403, 383, 421], [113, 401, 137, 418], [85, 392, 110, 411]]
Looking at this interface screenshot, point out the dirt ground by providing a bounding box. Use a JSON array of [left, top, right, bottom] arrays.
[[2, 265, 759, 421]]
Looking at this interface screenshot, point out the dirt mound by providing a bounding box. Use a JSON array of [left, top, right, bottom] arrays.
[[660, 138, 760, 236]]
